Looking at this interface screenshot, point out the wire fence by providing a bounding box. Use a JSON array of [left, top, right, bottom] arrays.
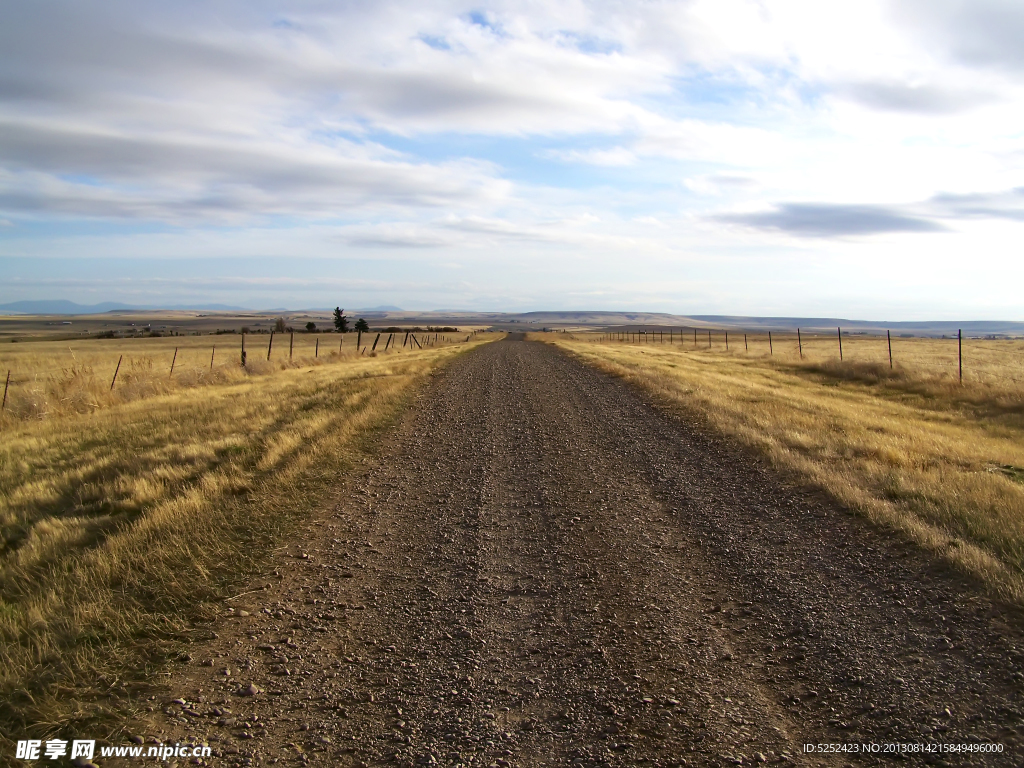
[[0, 330, 478, 417], [569, 327, 1024, 388]]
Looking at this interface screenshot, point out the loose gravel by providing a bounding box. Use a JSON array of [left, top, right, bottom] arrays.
[[127, 335, 1024, 767]]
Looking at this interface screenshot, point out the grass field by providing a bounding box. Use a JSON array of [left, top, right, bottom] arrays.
[[0, 332, 497, 745], [0, 330, 468, 424], [545, 332, 1024, 603]]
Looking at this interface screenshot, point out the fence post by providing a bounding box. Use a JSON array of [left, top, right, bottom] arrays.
[[708, 330, 711, 348], [838, 327, 843, 361], [315, 338, 319, 358], [744, 333, 748, 351], [959, 329, 963, 384], [241, 333, 246, 367], [403, 331, 409, 347], [887, 330, 892, 369], [110, 355, 123, 390], [769, 331, 773, 356], [725, 331, 729, 351], [267, 330, 274, 361], [210, 346, 215, 369], [169, 347, 178, 377], [289, 331, 294, 360], [797, 328, 803, 358], [2, 370, 9, 411], [371, 333, 381, 351], [694, 328, 697, 347]]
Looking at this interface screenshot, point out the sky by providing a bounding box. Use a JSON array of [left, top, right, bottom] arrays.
[[1, 0, 1023, 319]]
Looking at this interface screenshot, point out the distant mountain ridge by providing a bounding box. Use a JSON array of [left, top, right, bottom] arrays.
[[1, 303, 1020, 336], [0, 301, 403, 315], [0, 300, 247, 314]]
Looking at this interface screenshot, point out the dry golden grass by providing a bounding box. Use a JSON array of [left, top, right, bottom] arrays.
[[0, 333, 498, 745], [544, 332, 1024, 603], [0, 331, 467, 424]]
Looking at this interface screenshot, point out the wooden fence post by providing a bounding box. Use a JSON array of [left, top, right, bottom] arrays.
[[267, 330, 274, 361], [241, 333, 246, 367], [371, 333, 381, 351], [210, 346, 215, 369], [797, 328, 803, 359], [708, 330, 711, 348], [744, 334, 748, 351], [403, 331, 409, 347], [725, 331, 729, 351], [887, 330, 892, 369], [315, 338, 319, 358], [169, 347, 178, 377], [838, 327, 843, 361], [289, 331, 294, 360], [384, 333, 393, 351], [769, 331, 773, 356], [2, 370, 9, 411], [110, 355, 123, 390], [959, 329, 963, 384], [693, 328, 697, 347]]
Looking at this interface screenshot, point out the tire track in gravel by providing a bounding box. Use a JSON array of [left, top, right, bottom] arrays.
[[131, 335, 1024, 768]]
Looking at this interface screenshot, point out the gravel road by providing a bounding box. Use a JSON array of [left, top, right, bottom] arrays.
[[135, 335, 1024, 767]]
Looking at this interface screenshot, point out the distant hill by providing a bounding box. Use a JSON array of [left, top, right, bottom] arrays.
[[0, 300, 137, 315], [0, 301, 248, 315], [686, 315, 1024, 336]]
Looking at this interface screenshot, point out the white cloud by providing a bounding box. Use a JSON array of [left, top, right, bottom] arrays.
[[542, 147, 637, 166], [1, 0, 1022, 317]]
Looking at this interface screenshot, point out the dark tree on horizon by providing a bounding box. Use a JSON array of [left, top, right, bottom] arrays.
[[333, 307, 349, 333]]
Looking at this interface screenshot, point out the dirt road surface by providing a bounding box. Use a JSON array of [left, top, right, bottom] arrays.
[[128, 336, 1024, 767]]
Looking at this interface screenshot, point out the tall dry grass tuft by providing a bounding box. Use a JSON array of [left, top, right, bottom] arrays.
[[546, 333, 1024, 603], [0, 334, 499, 747]]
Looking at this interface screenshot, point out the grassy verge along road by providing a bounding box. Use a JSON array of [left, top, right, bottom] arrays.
[[0, 334, 499, 748], [548, 334, 1024, 604]]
